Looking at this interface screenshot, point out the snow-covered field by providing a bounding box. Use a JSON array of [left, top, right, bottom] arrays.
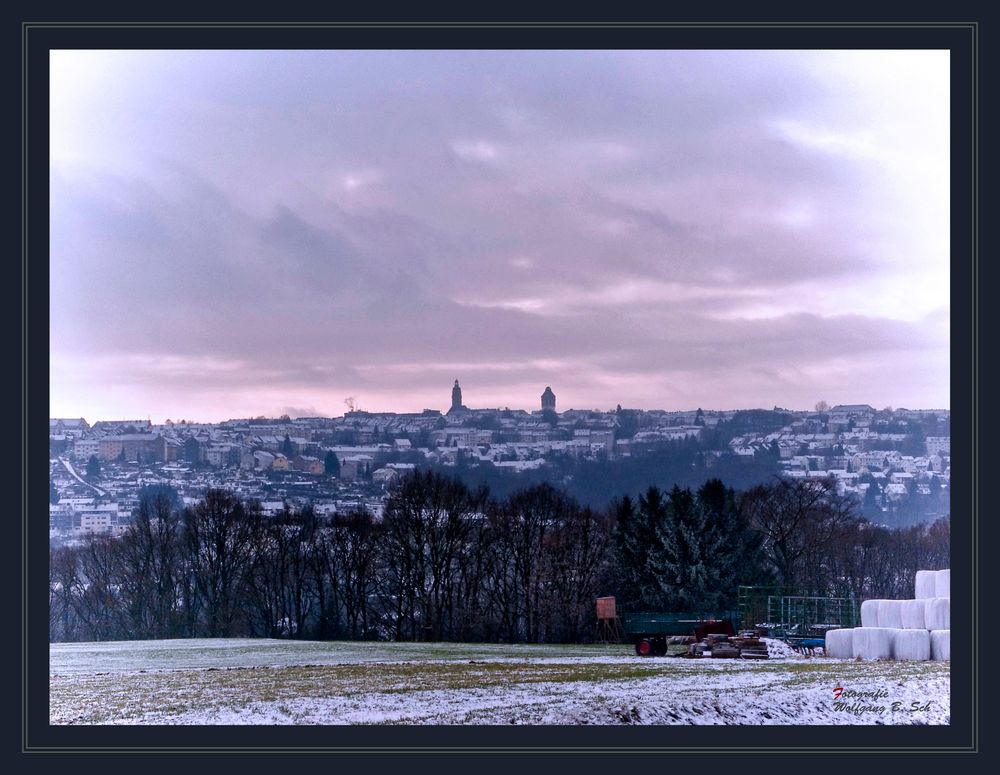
[[50, 638, 949, 725]]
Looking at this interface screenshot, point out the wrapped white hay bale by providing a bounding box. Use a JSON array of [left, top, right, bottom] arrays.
[[892, 629, 930, 661], [900, 599, 927, 630], [924, 597, 950, 631], [878, 599, 904, 629], [825, 628, 854, 659], [852, 627, 895, 660], [930, 629, 950, 661], [915, 570, 937, 599], [860, 599, 884, 628], [935, 569, 950, 599]]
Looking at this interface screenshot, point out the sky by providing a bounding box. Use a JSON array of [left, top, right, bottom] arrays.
[[49, 49, 950, 423]]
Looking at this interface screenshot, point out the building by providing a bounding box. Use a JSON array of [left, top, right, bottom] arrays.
[[541, 386, 556, 412], [372, 467, 400, 484], [293, 455, 325, 475], [340, 455, 373, 481], [73, 438, 100, 460], [205, 444, 233, 467], [829, 405, 876, 426], [97, 434, 167, 462], [253, 450, 275, 470], [448, 379, 467, 414], [92, 419, 152, 433], [50, 418, 90, 438], [926, 437, 950, 456]]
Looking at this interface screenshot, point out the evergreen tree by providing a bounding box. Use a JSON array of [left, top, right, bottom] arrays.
[[863, 481, 882, 521], [697, 478, 769, 597], [86, 454, 101, 479], [324, 450, 341, 476], [138, 483, 181, 512], [648, 486, 729, 612], [607, 495, 640, 609], [928, 473, 941, 498], [610, 487, 670, 610], [282, 434, 294, 458], [904, 423, 926, 456]]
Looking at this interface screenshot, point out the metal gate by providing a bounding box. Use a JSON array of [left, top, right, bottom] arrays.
[[738, 586, 859, 639]]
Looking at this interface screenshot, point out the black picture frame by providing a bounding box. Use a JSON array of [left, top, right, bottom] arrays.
[[19, 9, 983, 766]]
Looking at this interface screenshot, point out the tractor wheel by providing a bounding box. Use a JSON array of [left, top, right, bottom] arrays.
[[636, 638, 652, 656]]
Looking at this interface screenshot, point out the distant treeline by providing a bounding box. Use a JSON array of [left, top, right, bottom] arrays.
[[409, 432, 943, 528], [436, 435, 782, 510], [49, 472, 949, 643]]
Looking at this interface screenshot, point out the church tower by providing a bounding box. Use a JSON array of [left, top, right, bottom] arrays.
[[541, 386, 556, 412], [451, 380, 463, 412]]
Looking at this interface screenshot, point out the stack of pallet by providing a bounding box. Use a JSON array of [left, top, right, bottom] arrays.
[[824, 569, 950, 661], [683, 632, 769, 659], [730, 634, 769, 659]]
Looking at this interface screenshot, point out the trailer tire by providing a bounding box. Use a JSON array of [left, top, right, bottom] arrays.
[[636, 638, 652, 656]]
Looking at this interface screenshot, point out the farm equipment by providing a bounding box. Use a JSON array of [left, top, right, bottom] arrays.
[[622, 611, 748, 657], [598, 586, 858, 658], [737, 585, 860, 653]]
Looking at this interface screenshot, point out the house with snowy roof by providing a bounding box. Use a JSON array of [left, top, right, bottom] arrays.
[[293, 455, 324, 475], [339, 455, 373, 481], [50, 418, 90, 438]]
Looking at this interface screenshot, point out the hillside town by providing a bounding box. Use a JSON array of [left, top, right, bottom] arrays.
[[48, 383, 950, 542]]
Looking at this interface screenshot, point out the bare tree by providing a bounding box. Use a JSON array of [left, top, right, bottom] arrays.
[[543, 503, 612, 642], [182, 489, 262, 637], [501, 483, 568, 642], [330, 510, 381, 639], [481, 502, 521, 642], [74, 535, 125, 640], [379, 471, 482, 641], [49, 545, 83, 641], [117, 493, 182, 638], [741, 477, 856, 590]]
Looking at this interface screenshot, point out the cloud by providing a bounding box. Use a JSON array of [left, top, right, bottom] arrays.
[[49, 50, 950, 420], [450, 139, 503, 163]]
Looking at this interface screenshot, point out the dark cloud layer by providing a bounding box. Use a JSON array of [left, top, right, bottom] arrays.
[[50, 50, 950, 420]]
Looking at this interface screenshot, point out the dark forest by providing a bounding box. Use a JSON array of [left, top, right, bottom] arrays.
[[49, 471, 948, 643]]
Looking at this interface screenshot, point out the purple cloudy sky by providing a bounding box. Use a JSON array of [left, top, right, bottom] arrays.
[[50, 50, 950, 422]]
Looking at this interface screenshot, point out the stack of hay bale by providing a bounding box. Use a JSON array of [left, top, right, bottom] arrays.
[[824, 568, 950, 661]]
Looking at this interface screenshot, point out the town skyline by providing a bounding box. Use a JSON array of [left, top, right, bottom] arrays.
[[52, 381, 950, 428], [50, 397, 950, 539]]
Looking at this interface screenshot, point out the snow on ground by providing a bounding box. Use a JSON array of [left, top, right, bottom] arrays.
[[49, 639, 635, 674], [50, 638, 949, 726]]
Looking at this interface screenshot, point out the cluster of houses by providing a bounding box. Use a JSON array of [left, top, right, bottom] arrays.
[[728, 405, 950, 503], [49, 397, 949, 539]]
